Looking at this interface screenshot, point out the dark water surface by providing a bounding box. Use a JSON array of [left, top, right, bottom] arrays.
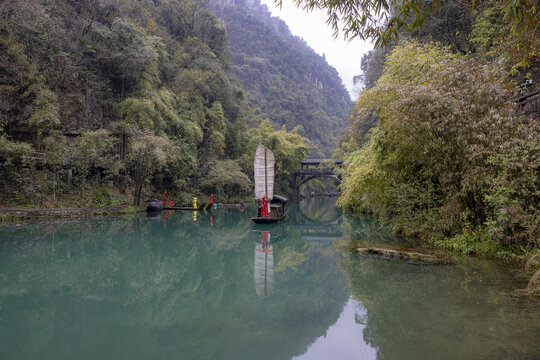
[[0, 198, 539, 359]]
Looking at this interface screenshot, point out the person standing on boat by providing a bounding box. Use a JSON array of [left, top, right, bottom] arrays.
[[261, 196, 270, 216]]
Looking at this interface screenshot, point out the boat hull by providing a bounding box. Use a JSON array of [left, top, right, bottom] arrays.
[[146, 200, 163, 212], [252, 194, 288, 224], [251, 215, 286, 224]]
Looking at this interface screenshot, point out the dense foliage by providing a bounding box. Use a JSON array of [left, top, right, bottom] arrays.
[[210, 1, 352, 154], [342, 0, 539, 156], [0, 0, 320, 206], [339, 41, 539, 254]]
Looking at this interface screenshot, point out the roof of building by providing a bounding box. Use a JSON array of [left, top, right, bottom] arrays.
[[300, 157, 343, 165]]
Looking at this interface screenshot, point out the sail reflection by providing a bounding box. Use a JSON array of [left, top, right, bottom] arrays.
[[254, 231, 274, 298]]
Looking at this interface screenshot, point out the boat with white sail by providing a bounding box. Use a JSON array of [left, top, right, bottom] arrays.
[[251, 144, 287, 224]]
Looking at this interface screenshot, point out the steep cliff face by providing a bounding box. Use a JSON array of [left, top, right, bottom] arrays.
[[209, 1, 352, 155]]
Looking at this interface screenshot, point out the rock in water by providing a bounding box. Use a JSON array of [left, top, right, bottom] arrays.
[[355, 247, 451, 265]]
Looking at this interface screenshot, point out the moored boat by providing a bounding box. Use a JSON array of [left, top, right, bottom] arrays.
[[146, 199, 163, 212], [252, 195, 287, 223]]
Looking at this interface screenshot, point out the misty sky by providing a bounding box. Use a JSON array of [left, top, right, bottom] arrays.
[[259, 0, 372, 99]]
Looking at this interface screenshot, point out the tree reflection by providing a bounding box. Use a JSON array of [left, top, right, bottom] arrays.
[[339, 248, 540, 359], [0, 206, 349, 360]]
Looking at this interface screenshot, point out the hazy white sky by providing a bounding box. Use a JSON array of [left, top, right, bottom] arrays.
[[259, 0, 373, 99]]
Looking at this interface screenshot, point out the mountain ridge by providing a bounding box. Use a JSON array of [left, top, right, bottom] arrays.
[[208, 0, 352, 154]]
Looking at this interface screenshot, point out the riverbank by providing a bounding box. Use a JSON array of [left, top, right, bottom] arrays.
[[0, 201, 251, 225], [0, 205, 143, 224], [341, 210, 540, 297]]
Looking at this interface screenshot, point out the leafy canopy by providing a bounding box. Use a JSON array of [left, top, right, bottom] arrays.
[[278, 0, 538, 57]]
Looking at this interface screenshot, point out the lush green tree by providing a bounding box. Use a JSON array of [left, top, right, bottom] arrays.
[[128, 132, 179, 205], [410, 0, 473, 54], [24, 80, 60, 149], [354, 47, 391, 91], [42, 134, 69, 205], [469, 4, 506, 55], [0, 0, 265, 206], [339, 41, 538, 252], [100, 18, 165, 97], [71, 130, 119, 197], [483, 117, 540, 248], [199, 101, 227, 162], [198, 159, 252, 201], [0, 135, 35, 204]]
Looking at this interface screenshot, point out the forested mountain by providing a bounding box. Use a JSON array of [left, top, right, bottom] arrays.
[[0, 0, 310, 206], [209, 0, 352, 155]]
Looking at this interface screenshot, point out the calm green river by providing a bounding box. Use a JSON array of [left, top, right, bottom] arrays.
[[1, 198, 539, 359]]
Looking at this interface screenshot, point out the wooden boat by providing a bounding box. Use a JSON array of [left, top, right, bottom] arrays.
[[252, 195, 287, 224], [251, 144, 287, 224], [146, 200, 163, 212]]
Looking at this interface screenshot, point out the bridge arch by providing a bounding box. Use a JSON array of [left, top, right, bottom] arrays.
[[297, 175, 341, 188], [296, 206, 343, 226], [293, 157, 343, 197]]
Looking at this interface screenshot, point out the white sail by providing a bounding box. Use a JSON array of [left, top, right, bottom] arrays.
[[253, 144, 274, 200]]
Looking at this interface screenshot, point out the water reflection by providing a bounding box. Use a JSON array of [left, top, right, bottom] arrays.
[[1, 198, 539, 359], [339, 215, 540, 360], [290, 197, 343, 242], [0, 202, 348, 360], [294, 298, 376, 360], [254, 231, 274, 298]]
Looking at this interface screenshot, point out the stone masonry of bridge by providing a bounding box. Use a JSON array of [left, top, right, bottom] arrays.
[[293, 157, 343, 197]]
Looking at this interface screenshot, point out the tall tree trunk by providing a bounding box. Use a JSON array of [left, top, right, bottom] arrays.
[[134, 182, 143, 205]]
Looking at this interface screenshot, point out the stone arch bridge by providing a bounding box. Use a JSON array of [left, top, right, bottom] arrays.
[[293, 157, 343, 197]]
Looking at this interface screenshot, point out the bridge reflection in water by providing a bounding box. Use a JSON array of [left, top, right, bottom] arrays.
[[251, 197, 343, 301], [290, 197, 343, 242]]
